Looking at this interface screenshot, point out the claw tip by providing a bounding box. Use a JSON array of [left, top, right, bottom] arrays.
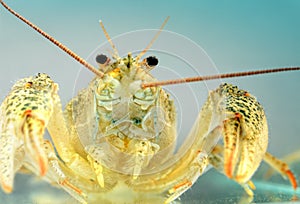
[[1, 183, 13, 194], [38, 156, 48, 176], [286, 170, 298, 190]]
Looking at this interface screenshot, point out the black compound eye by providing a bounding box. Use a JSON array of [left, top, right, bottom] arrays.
[[146, 56, 158, 67], [96, 54, 108, 64]]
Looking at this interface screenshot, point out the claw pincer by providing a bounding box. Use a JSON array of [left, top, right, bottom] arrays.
[[0, 73, 57, 192]]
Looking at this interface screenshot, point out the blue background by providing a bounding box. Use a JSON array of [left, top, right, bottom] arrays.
[[0, 0, 300, 203]]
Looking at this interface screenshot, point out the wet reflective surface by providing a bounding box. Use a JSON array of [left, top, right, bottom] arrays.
[[182, 167, 300, 204], [1, 163, 300, 204]]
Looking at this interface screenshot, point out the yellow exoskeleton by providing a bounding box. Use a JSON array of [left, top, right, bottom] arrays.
[[0, 1, 299, 203]]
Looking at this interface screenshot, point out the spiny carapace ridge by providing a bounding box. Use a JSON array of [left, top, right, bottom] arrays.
[[1, 0, 299, 89]]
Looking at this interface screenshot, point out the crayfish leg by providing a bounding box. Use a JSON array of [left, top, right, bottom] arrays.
[[164, 125, 221, 203], [263, 152, 298, 189], [42, 140, 87, 204], [87, 154, 105, 188]]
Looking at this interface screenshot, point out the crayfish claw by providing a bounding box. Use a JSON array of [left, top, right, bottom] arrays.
[[22, 112, 48, 175]]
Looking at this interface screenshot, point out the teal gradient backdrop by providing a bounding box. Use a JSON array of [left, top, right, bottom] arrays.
[[0, 0, 300, 203]]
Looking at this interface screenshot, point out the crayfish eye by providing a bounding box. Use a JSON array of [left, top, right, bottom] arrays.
[[146, 56, 158, 67], [96, 54, 108, 64]]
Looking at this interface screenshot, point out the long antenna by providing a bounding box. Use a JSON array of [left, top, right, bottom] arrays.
[[99, 20, 120, 59], [0, 0, 104, 78], [136, 16, 170, 61], [141, 67, 300, 88]]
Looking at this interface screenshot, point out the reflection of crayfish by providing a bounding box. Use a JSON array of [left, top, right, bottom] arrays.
[[0, 1, 299, 203]]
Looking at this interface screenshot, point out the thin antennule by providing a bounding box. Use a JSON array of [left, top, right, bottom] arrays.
[[136, 16, 170, 61], [141, 67, 300, 88], [99, 20, 120, 59], [0, 0, 104, 78]]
